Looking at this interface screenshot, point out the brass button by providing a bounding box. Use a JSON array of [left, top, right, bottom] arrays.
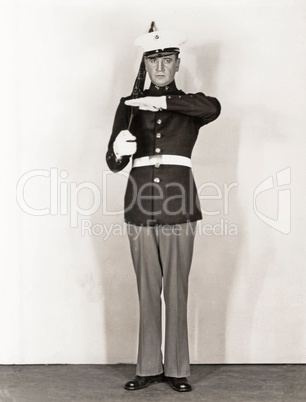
[[154, 178, 160, 183], [156, 133, 161, 138], [155, 163, 160, 168], [155, 148, 161, 153], [157, 119, 162, 124]]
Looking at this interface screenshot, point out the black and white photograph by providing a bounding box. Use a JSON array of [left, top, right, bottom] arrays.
[[1, 0, 306, 400]]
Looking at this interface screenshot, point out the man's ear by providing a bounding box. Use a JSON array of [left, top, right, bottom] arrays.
[[176, 57, 181, 72], [144, 58, 148, 72]]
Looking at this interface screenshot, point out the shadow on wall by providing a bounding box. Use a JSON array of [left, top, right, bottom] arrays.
[[185, 42, 245, 363], [191, 43, 221, 93]]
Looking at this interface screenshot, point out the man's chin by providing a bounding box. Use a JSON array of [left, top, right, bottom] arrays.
[[152, 78, 171, 87]]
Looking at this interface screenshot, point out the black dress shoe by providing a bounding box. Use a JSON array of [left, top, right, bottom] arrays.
[[165, 376, 192, 392], [124, 373, 164, 390]]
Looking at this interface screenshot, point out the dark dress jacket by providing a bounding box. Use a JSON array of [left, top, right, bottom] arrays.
[[106, 80, 221, 226]]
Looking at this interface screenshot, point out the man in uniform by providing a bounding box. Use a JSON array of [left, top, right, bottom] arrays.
[[106, 29, 221, 392]]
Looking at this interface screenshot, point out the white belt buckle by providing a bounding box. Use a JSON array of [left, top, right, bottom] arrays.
[[132, 154, 192, 168], [149, 155, 162, 166]]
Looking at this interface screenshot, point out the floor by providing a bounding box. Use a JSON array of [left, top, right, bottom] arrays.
[[0, 364, 305, 402]]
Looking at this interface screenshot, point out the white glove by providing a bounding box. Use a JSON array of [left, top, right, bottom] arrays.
[[125, 96, 167, 112], [113, 130, 137, 159]]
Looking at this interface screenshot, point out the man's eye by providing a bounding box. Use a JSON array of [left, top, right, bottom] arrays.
[[149, 59, 157, 63], [163, 59, 171, 64]]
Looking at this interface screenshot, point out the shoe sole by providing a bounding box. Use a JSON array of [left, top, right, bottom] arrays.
[[167, 381, 192, 392], [124, 377, 164, 391]]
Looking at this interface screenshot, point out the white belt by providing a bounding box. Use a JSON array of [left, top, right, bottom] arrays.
[[132, 154, 192, 168]]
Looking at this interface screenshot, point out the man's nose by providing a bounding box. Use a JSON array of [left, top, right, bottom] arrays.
[[155, 59, 164, 71]]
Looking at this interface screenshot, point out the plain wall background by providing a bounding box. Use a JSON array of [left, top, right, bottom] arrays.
[[1, 0, 306, 364]]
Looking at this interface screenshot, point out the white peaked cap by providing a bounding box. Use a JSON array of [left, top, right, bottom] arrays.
[[135, 30, 187, 56]]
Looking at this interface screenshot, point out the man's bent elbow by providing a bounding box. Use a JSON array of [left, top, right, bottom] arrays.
[[210, 98, 221, 121]]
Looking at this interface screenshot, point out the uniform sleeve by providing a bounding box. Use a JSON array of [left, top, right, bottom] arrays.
[[106, 97, 131, 173], [165, 92, 221, 126]]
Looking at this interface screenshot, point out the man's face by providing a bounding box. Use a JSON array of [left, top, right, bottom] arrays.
[[144, 54, 181, 87]]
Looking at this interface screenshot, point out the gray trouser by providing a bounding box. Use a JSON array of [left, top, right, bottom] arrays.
[[127, 222, 197, 378]]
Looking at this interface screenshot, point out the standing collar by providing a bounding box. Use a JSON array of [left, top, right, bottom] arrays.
[[147, 80, 178, 95]]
